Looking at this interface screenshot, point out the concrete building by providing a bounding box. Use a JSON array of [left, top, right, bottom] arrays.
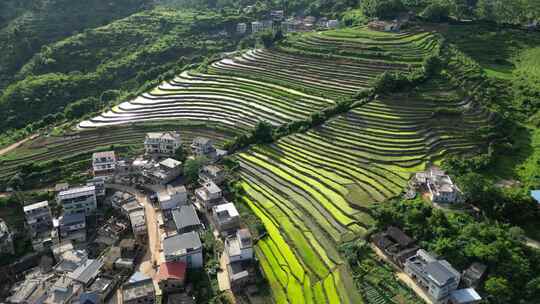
[[52, 241, 74, 260], [282, 19, 302, 33], [462, 263, 487, 288], [87, 177, 106, 197], [129, 209, 147, 238], [157, 261, 187, 294], [0, 218, 15, 255], [145, 158, 183, 185], [414, 168, 461, 204], [172, 205, 202, 234], [92, 151, 116, 180], [23, 201, 53, 235], [199, 165, 226, 185], [122, 272, 155, 304], [270, 10, 284, 21], [327, 19, 339, 29], [111, 191, 136, 210], [144, 132, 182, 157], [57, 186, 97, 215], [227, 261, 254, 290], [225, 229, 253, 263], [191, 137, 215, 157], [44, 275, 83, 304], [7, 272, 56, 304], [251, 21, 264, 33], [404, 249, 461, 303], [56, 213, 87, 243], [162, 231, 203, 268], [195, 181, 223, 209], [237, 22, 247, 34], [158, 185, 188, 218], [212, 202, 240, 233], [67, 258, 103, 287]]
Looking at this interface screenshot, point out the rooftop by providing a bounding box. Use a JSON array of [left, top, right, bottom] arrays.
[[531, 190, 540, 203], [450, 288, 482, 304], [204, 181, 221, 194], [127, 271, 151, 285], [386, 226, 414, 247], [213, 202, 239, 218], [88, 276, 113, 294], [172, 205, 201, 232], [160, 158, 182, 169], [55, 183, 70, 192], [192, 136, 212, 145], [146, 131, 181, 141], [158, 185, 187, 202], [68, 258, 103, 285], [157, 261, 187, 282], [163, 231, 202, 256], [92, 151, 115, 160], [23, 201, 49, 212], [58, 185, 95, 198]]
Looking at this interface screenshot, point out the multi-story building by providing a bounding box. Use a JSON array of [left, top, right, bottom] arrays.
[[57, 186, 97, 215], [162, 231, 203, 268], [404, 249, 461, 303], [87, 177, 106, 197], [157, 261, 187, 294], [158, 185, 188, 219], [195, 181, 223, 209], [56, 213, 87, 243], [172, 205, 202, 235], [191, 137, 215, 157], [236, 23, 247, 34], [251, 21, 264, 33], [199, 165, 226, 185], [414, 168, 461, 204], [212, 202, 240, 233], [225, 229, 253, 263], [23, 201, 53, 235], [122, 272, 155, 304], [144, 132, 182, 157], [144, 158, 183, 185], [0, 218, 14, 255], [92, 151, 116, 180], [128, 209, 147, 238]]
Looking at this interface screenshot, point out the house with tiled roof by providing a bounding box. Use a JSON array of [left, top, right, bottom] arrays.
[[157, 261, 187, 293]]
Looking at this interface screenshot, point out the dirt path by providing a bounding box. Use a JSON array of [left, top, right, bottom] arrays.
[[0, 134, 39, 157]]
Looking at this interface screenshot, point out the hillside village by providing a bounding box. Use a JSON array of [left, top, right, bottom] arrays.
[[1, 131, 262, 303], [0, 1, 539, 304]]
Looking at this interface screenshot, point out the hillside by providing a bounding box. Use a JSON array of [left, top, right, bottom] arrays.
[[0, 7, 243, 134], [0, 0, 150, 91]]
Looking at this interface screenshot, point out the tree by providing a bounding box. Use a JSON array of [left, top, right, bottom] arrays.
[[421, 1, 451, 22], [484, 277, 513, 303], [361, 0, 406, 19], [174, 145, 187, 163], [252, 121, 274, 144], [184, 156, 209, 184]]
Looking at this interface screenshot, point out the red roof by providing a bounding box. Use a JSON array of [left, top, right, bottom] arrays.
[[157, 261, 187, 281]]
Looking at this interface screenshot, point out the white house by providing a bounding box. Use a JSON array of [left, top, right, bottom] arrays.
[[23, 201, 53, 235], [145, 158, 183, 185], [92, 151, 116, 180], [212, 202, 240, 233], [144, 132, 182, 156], [405, 249, 461, 303], [162, 231, 203, 268], [57, 186, 97, 215], [191, 137, 215, 157], [195, 181, 223, 209], [158, 185, 188, 218], [251, 21, 264, 33], [226, 229, 253, 263]]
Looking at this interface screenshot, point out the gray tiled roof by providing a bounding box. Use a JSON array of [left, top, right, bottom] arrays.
[[425, 260, 460, 286], [163, 231, 202, 255], [172, 205, 201, 232]]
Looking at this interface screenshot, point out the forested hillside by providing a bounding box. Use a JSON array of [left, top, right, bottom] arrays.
[[0, 0, 151, 91], [0, 7, 244, 135]]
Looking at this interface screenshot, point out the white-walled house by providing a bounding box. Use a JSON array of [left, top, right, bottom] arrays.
[[144, 132, 182, 156], [158, 185, 188, 218], [92, 151, 116, 180], [162, 231, 203, 268], [195, 181, 222, 209], [23, 201, 53, 234], [57, 185, 97, 215], [225, 229, 253, 263]]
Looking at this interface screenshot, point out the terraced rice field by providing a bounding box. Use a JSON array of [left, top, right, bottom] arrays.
[[0, 123, 235, 184], [236, 82, 492, 303], [79, 28, 438, 129]]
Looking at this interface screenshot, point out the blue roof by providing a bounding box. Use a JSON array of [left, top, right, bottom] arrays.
[[450, 288, 482, 303], [531, 190, 540, 203]]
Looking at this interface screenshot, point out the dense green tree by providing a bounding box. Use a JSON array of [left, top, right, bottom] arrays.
[[484, 277, 513, 303], [361, 0, 406, 19], [184, 156, 209, 183]]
